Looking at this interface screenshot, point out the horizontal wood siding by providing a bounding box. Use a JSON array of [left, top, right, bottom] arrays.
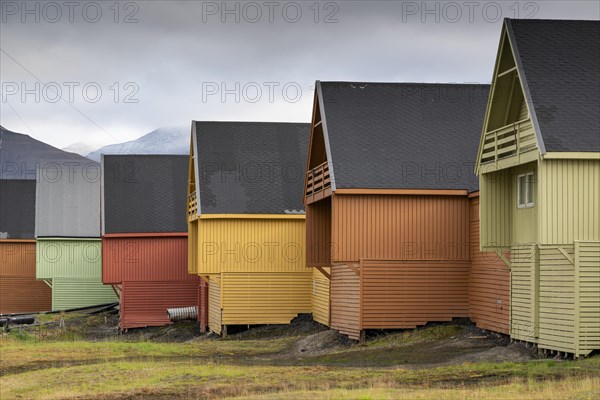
[[0, 241, 36, 276], [311, 267, 330, 326], [538, 159, 600, 245], [330, 264, 361, 340], [332, 195, 470, 262], [208, 277, 222, 334], [102, 236, 197, 284], [51, 277, 117, 311], [306, 198, 332, 266], [469, 197, 510, 334], [575, 241, 600, 355], [120, 281, 199, 329], [0, 276, 52, 314], [221, 272, 311, 325], [538, 245, 576, 353], [510, 244, 538, 342], [196, 218, 306, 274], [361, 260, 469, 329], [37, 239, 102, 280]]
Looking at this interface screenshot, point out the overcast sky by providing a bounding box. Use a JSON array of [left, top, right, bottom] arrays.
[[1, 0, 598, 149]]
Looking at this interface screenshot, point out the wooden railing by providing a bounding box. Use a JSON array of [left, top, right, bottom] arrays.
[[306, 162, 331, 203], [188, 191, 198, 221], [480, 118, 536, 165]]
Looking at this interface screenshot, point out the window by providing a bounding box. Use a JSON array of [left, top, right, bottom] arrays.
[[517, 172, 534, 208]]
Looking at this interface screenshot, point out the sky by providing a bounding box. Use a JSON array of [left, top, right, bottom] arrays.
[[1, 0, 599, 149]]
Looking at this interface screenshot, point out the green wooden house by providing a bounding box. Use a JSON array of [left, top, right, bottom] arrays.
[[476, 19, 600, 357], [36, 166, 116, 310]]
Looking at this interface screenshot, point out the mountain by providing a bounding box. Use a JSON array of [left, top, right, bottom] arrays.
[[86, 126, 189, 162], [0, 125, 97, 180], [61, 142, 101, 157]]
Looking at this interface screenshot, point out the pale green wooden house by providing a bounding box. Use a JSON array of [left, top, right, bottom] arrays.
[[476, 19, 600, 357]]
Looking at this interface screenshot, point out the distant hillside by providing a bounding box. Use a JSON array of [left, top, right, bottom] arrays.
[[61, 142, 100, 157], [86, 126, 189, 162], [0, 126, 97, 180]]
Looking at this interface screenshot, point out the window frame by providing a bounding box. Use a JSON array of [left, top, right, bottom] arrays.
[[517, 172, 534, 209]]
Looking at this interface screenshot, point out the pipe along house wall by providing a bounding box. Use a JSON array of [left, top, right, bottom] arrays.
[[102, 155, 202, 330], [304, 81, 511, 340], [187, 122, 312, 335], [35, 165, 116, 310], [475, 19, 600, 357], [0, 180, 51, 314]]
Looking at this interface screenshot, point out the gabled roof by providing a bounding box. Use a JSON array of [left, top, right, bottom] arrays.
[[35, 166, 101, 238], [317, 82, 489, 192], [506, 19, 600, 153], [102, 155, 188, 234], [0, 180, 36, 239], [193, 122, 310, 214]]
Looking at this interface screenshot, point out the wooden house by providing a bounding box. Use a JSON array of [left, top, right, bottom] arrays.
[[0, 180, 51, 313], [476, 19, 600, 357], [36, 166, 116, 310], [187, 122, 311, 335], [305, 81, 512, 340], [101, 155, 203, 330]]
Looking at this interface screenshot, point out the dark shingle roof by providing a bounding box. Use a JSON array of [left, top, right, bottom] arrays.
[[507, 19, 600, 153], [194, 122, 310, 214], [319, 82, 489, 192], [0, 180, 36, 239], [102, 155, 189, 233]]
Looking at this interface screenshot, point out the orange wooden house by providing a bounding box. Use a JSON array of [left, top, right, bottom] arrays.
[[0, 180, 51, 314], [305, 81, 509, 339]]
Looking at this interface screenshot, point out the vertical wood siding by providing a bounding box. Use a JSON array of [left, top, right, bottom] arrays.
[[0, 241, 36, 276], [120, 281, 199, 329], [479, 171, 512, 248], [538, 159, 600, 245], [468, 197, 510, 334], [360, 260, 470, 330], [575, 241, 600, 355], [51, 277, 117, 310], [332, 195, 470, 262], [208, 278, 222, 334], [306, 199, 332, 266], [311, 267, 330, 326], [196, 218, 306, 274], [36, 239, 102, 279], [330, 264, 361, 340], [0, 276, 51, 313], [102, 236, 196, 284], [510, 244, 538, 342], [220, 272, 311, 325]]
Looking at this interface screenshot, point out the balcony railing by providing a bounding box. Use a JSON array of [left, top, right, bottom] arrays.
[[188, 191, 198, 221], [306, 161, 332, 203], [480, 118, 536, 165]]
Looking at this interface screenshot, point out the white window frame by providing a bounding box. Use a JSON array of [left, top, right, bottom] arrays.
[[517, 172, 534, 209]]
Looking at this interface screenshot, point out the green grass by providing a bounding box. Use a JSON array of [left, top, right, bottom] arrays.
[[1, 337, 599, 399]]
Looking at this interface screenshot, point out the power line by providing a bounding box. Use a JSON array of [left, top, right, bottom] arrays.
[[0, 47, 120, 142]]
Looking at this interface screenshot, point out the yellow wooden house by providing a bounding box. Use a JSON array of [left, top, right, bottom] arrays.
[[187, 121, 312, 335], [476, 19, 600, 357]]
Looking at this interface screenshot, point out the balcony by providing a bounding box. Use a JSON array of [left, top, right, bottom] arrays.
[[480, 118, 537, 167], [188, 191, 198, 221], [306, 161, 332, 204]]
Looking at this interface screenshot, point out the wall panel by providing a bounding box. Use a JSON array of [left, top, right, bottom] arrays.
[[311, 267, 330, 326], [0, 276, 51, 314], [52, 277, 117, 310], [330, 264, 361, 340], [306, 199, 332, 266], [332, 195, 470, 262], [0, 241, 36, 277], [37, 239, 102, 279]]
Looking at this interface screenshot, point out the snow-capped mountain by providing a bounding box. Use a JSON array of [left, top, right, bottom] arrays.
[[61, 142, 100, 157], [86, 126, 189, 161]]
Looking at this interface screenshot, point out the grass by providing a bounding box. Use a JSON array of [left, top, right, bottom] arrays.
[[2, 322, 599, 399]]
